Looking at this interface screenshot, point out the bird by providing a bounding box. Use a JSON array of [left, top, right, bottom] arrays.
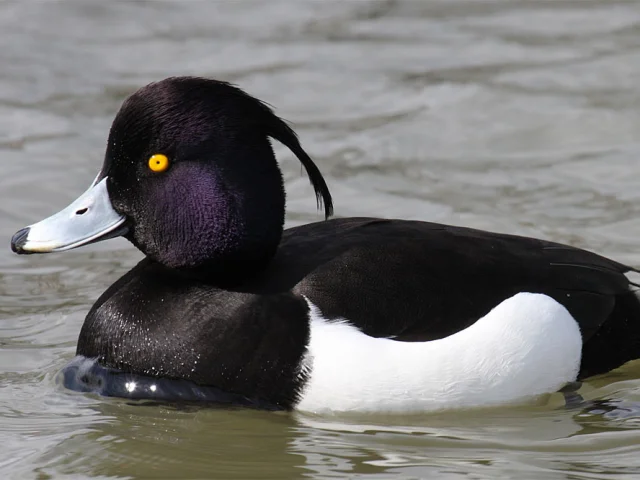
[[10, 76, 640, 413]]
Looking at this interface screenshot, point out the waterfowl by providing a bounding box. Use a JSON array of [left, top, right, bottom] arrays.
[[10, 77, 640, 413]]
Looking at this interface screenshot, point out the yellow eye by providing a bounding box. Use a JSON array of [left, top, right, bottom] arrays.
[[148, 154, 170, 173]]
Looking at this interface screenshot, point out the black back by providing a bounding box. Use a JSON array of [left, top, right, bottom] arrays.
[[251, 218, 640, 378], [277, 218, 631, 340]]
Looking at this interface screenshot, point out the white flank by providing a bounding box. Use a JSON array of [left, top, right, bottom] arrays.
[[296, 292, 582, 414]]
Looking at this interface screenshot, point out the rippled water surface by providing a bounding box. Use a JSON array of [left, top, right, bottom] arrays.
[[4, 1, 640, 478]]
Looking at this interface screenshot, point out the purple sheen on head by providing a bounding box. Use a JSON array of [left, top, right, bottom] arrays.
[[150, 164, 235, 268], [126, 159, 285, 277]]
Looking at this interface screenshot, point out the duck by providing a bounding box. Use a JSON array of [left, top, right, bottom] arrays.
[[10, 76, 640, 414]]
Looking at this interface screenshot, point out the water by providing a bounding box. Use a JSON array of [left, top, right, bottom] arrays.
[[3, 0, 640, 478]]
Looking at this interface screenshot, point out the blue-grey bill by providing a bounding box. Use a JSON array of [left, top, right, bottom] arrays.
[[12, 176, 127, 253]]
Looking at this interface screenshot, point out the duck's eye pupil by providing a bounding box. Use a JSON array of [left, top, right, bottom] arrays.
[[148, 154, 170, 173]]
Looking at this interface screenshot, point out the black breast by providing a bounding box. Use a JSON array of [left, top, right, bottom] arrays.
[[76, 259, 311, 409]]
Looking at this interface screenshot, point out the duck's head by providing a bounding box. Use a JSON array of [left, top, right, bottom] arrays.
[[11, 77, 332, 280]]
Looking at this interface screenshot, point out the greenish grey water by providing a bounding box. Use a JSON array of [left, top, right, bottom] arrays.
[[3, 1, 640, 478]]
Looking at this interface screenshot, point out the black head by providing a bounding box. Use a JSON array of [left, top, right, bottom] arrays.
[[11, 77, 332, 283], [105, 77, 333, 278]]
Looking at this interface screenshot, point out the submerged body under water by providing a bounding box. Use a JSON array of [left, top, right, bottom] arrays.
[[61, 356, 283, 410]]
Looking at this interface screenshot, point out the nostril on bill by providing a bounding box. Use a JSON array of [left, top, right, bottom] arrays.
[[75, 208, 88, 216]]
